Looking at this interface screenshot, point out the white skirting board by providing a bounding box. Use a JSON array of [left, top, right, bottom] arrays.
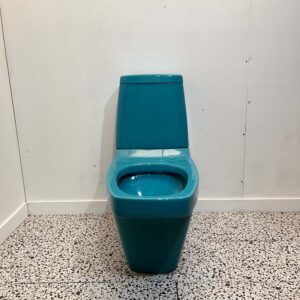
[[27, 200, 110, 215], [195, 198, 300, 212], [27, 198, 300, 215], [0, 203, 28, 244]]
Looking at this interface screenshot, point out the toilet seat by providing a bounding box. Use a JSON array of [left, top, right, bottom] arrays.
[[107, 149, 198, 219]]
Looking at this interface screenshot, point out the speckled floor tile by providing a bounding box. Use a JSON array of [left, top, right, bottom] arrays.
[[189, 212, 300, 242], [175, 240, 299, 286], [0, 212, 300, 299], [0, 214, 168, 284], [178, 281, 300, 300], [0, 280, 177, 300]]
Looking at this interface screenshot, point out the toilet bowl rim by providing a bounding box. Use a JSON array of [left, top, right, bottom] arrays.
[[107, 160, 198, 200]]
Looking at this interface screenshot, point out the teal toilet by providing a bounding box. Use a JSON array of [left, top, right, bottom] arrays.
[[106, 74, 198, 273]]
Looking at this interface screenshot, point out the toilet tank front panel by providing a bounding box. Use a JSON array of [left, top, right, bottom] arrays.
[[116, 80, 189, 149]]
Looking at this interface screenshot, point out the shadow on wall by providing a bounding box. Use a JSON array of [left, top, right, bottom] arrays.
[[93, 89, 118, 206]]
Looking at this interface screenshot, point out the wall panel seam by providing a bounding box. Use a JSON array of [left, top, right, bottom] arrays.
[[242, 0, 253, 199], [0, 6, 27, 202]]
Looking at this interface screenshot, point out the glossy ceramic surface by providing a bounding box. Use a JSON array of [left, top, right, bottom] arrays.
[[115, 215, 191, 273], [107, 149, 198, 219], [118, 172, 186, 197], [116, 74, 188, 149], [106, 74, 199, 273], [120, 74, 183, 84]]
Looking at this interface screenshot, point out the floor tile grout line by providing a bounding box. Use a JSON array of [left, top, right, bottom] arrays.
[[175, 281, 180, 300], [1, 279, 178, 286], [2, 281, 108, 286]]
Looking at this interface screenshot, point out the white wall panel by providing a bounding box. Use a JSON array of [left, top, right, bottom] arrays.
[[0, 16, 25, 225], [245, 88, 300, 197], [244, 0, 300, 197], [1, 0, 251, 201], [248, 0, 300, 90]]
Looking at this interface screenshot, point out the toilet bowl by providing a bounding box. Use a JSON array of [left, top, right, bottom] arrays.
[[106, 75, 198, 273]]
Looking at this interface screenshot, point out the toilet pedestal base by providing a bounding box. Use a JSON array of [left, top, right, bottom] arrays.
[[114, 215, 191, 274]]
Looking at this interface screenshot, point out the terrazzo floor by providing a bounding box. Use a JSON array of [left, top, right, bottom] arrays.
[[0, 212, 299, 299]]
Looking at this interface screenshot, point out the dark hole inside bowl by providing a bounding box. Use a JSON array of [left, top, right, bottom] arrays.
[[118, 172, 187, 197]]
